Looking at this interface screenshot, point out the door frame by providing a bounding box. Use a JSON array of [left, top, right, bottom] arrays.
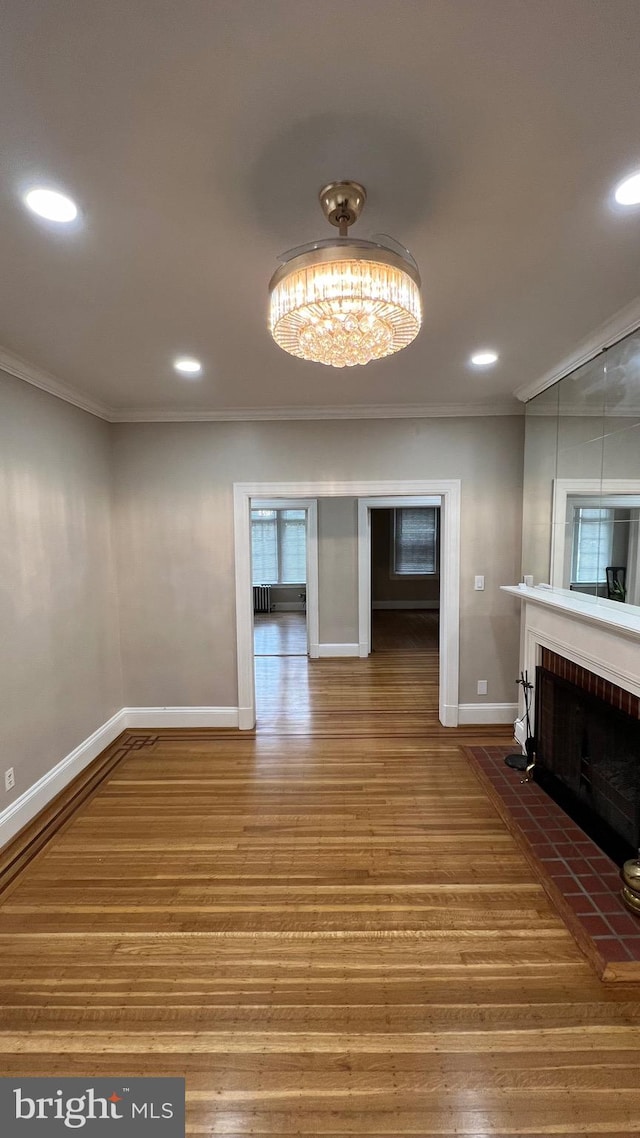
[[357, 494, 442, 650], [357, 489, 459, 726], [250, 497, 319, 659], [234, 479, 461, 729]]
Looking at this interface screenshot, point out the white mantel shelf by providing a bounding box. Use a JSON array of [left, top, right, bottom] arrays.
[[501, 584, 640, 642]]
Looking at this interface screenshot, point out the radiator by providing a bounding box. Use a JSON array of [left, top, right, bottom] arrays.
[[253, 585, 272, 613]]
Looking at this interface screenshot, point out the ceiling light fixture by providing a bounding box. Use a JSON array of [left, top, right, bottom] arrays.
[[470, 349, 498, 368], [268, 182, 422, 367], [173, 357, 202, 375], [614, 170, 640, 206], [23, 187, 78, 223]]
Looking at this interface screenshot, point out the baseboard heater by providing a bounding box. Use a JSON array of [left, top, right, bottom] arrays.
[[253, 585, 272, 613]]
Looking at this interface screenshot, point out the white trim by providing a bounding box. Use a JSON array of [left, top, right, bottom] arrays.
[[515, 295, 640, 403], [111, 402, 521, 422], [501, 584, 640, 645], [0, 705, 245, 853], [458, 703, 519, 725], [372, 600, 439, 610], [235, 480, 460, 729], [356, 485, 460, 727], [0, 709, 127, 850], [122, 706, 239, 728], [0, 345, 521, 422], [0, 347, 111, 420], [317, 643, 360, 657], [549, 479, 640, 587], [524, 626, 640, 703]]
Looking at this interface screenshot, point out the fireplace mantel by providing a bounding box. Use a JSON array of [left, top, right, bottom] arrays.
[[501, 585, 640, 641], [502, 584, 640, 705]]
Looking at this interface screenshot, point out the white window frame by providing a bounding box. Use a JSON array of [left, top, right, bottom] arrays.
[[251, 507, 307, 586], [390, 506, 440, 579], [570, 506, 615, 586], [550, 480, 640, 588]]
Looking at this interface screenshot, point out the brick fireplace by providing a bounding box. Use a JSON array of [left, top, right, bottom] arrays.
[[535, 648, 640, 865], [465, 585, 640, 980]]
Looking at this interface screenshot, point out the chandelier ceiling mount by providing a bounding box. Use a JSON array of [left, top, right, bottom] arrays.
[[268, 180, 422, 368], [318, 181, 367, 236]]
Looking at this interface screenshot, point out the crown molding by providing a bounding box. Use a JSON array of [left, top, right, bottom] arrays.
[[0, 342, 518, 422], [109, 401, 522, 422], [515, 295, 640, 404], [0, 346, 111, 420]]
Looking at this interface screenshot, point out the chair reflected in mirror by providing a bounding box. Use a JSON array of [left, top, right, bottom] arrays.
[[606, 565, 626, 602]]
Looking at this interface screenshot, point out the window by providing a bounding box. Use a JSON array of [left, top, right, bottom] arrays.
[[251, 508, 306, 584], [392, 507, 439, 576], [571, 508, 614, 583]]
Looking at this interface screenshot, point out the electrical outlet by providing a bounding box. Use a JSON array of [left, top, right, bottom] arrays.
[[477, 680, 488, 695], [474, 575, 485, 591], [4, 767, 15, 792]]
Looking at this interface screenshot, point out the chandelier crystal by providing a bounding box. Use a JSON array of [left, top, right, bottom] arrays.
[[268, 183, 422, 368]]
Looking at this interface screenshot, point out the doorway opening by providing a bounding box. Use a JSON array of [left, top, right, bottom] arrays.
[[234, 480, 460, 729], [249, 497, 319, 725], [251, 502, 309, 658], [369, 505, 441, 654]]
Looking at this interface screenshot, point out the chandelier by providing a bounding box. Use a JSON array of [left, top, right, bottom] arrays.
[[268, 182, 422, 368]]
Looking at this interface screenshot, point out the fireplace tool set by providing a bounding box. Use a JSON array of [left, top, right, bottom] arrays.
[[504, 671, 536, 781]]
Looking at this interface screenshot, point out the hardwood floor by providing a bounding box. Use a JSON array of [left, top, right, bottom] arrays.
[[254, 611, 308, 656], [1, 653, 640, 1135], [371, 609, 439, 653]]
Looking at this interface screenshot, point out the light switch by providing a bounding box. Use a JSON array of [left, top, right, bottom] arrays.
[[474, 575, 485, 591]]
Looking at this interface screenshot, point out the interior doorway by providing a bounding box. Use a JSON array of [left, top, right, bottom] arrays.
[[369, 505, 441, 653], [234, 480, 460, 729], [251, 501, 309, 658], [250, 497, 318, 726]]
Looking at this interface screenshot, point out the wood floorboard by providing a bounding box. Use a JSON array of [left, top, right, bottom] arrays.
[[1, 650, 640, 1134]]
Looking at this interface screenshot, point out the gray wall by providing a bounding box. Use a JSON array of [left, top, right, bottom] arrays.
[[112, 416, 524, 705], [317, 498, 359, 645], [0, 372, 122, 804], [0, 394, 524, 820]]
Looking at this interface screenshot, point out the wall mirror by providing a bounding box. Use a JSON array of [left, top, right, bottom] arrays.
[[523, 326, 640, 614]]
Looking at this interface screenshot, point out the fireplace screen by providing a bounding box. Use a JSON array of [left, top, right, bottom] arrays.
[[535, 666, 640, 864]]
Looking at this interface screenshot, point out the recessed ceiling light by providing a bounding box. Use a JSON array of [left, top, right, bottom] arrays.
[[173, 356, 202, 376], [23, 187, 78, 223], [470, 349, 498, 368], [614, 170, 640, 206]]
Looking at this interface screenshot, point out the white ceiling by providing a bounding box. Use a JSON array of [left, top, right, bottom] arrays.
[[2, 0, 640, 418]]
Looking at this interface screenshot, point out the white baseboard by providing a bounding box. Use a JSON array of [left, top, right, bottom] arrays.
[[0, 705, 241, 851], [317, 643, 360, 657], [440, 703, 459, 728], [238, 706, 256, 730], [0, 708, 127, 851], [458, 702, 519, 725], [122, 707, 239, 728], [372, 600, 439, 610]]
